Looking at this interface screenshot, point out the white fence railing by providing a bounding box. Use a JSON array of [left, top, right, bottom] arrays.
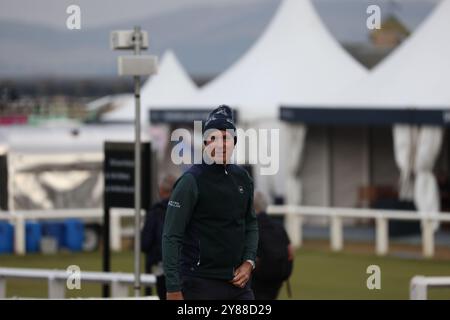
[[410, 276, 450, 300], [267, 205, 450, 258], [0, 267, 157, 299], [0, 268, 156, 299], [1, 206, 450, 258]]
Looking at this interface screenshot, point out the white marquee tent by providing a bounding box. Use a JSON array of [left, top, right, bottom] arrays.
[[347, 0, 450, 223], [183, 0, 367, 210], [0, 123, 150, 210], [190, 0, 367, 121], [282, 0, 450, 224]]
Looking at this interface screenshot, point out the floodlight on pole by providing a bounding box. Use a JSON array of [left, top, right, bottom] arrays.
[[110, 26, 157, 297]]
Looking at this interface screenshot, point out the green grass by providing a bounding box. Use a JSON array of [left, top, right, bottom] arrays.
[[1, 248, 450, 299], [0, 250, 146, 298], [278, 248, 450, 300]]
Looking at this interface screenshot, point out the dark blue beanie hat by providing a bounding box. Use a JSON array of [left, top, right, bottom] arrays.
[[203, 105, 237, 145]]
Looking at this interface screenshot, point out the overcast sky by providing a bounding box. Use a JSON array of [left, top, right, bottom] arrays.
[[0, 0, 440, 29], [0, 0, 264, 28], [0, 0, 441, 77]]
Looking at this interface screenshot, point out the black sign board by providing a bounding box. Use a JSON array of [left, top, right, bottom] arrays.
[[102, 141, 152, 297], [0, 153, 7, 210], [104, 142, 151, 210]]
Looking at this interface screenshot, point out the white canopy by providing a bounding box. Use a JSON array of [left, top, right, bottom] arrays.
[[334, 0, 450, 109], [312, 0, 449, 224], [180, 0, 368, 212], [103, 50, 198, 123], [0, 123, 146, 154], [186, 0, 367, 122]]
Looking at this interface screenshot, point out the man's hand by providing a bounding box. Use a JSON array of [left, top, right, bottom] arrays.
[[166, 291, 184, 300], [230, 261, 253, 288]]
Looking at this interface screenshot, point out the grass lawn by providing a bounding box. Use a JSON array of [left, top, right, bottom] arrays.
[[1, 245, 450, 299]]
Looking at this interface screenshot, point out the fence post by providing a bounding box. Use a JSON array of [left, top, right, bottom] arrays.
[[14, 214, 25, 255], [422, 218, 434, 258], [410, 276, 427, 300], [0, 276, 5, 298], [330, 215, 343, 251], [375, 216, 388, 256], [297, 216, 303, 247], [48, 275, 65, 299], [110, 210, 121, 252], [284, 208, 302, 248], [111, 279, 129, 297]]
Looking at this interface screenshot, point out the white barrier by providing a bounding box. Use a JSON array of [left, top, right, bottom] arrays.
[[410, 276, 450, 300], [267, 205, 450, 258], [1, 206, 450, 258], [0, 267, 157, 299]]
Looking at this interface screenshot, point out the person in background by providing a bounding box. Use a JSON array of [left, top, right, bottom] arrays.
[[141, 174, 177, 299], [437, 172, 450, 212], [252, 191, 294, 300]]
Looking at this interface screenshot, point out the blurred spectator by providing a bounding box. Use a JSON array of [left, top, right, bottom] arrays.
[[1, 86, 19, 103], [252, 191, 294, 300], [141, 173, 177, 299]]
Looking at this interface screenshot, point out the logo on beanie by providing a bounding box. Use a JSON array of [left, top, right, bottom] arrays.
[[204, 116, 218, 127], [215, 108, 228, 116]]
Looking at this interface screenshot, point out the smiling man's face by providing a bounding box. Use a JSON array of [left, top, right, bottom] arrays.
[[204, 129, 235, 164]]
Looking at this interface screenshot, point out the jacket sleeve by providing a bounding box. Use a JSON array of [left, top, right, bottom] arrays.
[[162, 173, 198, 292], [242, 176, 259, 263]]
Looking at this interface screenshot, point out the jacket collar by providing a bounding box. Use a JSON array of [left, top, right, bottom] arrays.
[[201, 154, 231, 174]]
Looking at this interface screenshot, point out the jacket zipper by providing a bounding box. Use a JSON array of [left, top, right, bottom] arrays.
[[225, 166, 244, 216], [197, 239, 201, 267]]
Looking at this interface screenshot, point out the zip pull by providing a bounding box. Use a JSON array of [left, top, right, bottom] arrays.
[[225, 168, 228, 175]]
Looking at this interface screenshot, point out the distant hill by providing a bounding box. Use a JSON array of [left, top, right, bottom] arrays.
[[0, 1, 279, 78]]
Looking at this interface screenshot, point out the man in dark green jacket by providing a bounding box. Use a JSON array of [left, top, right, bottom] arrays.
[[162, 105, 258, 300]]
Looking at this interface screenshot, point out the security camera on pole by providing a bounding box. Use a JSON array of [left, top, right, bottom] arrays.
[[110, 27, 157, 297]]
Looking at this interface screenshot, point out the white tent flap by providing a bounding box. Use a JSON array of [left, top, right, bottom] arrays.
[[393, 124, 416, 200], [414, 126, 443, 223]]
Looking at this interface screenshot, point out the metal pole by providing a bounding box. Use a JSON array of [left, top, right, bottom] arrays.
[[133, 26, 142, 297], [102, 205, 110, 297]]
